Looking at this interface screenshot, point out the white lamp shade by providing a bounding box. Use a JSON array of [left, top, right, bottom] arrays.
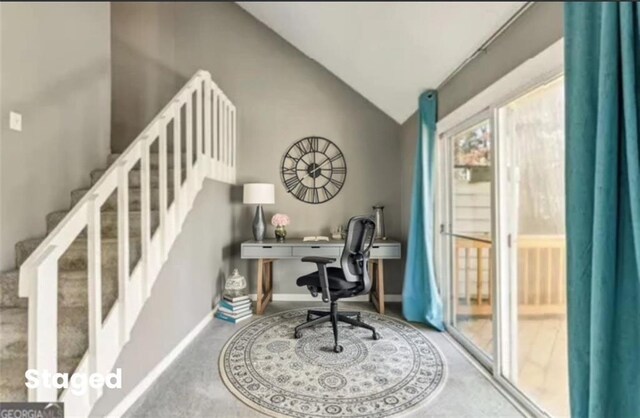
[[243, 183, 275, 204]]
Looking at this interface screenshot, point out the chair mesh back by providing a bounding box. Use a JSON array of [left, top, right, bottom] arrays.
[[341, 216, 376, 284]]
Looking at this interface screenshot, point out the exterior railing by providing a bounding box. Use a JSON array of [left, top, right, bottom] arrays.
[[454, 235, 566, 316]]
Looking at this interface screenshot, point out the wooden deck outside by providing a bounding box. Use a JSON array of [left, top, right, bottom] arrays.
[[453, 235, 569, 417], [457, 316, 569, 417]]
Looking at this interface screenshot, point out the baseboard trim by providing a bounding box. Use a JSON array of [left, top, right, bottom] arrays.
[[249, 293, 403, 303], [106, 306, 218, 417]]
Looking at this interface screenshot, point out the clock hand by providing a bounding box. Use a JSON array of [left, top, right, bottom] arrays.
[[295, 156, 333, 182], [309, 157, 332, 174]]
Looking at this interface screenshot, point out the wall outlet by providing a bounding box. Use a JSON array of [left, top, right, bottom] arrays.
[[9, 111, 22, 132]]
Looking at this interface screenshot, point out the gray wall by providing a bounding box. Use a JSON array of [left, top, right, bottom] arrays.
[[111, 2, 179, 149], [111, 2, 404, 295], [90, 180, 235, 416], [400, 112, 418, 242], [438, 2, 564, 120], [0, 2, 112, 271], [400, 2, 563, 242]]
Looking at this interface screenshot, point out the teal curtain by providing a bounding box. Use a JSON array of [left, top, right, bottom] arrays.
[[565, 3, 640, 417], [402, 91, 444, 331]]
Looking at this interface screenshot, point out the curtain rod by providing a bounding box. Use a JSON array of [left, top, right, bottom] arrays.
[[436, 2, 534, 90]]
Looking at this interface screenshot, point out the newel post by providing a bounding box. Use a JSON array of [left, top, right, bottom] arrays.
[[26, 249, 59, 401]]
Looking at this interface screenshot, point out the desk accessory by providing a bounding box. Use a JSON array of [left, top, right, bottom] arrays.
[[224, 294, 250, 303], [219, 298, 251, 312], [215, 310, 252, 324], [302, 236, 330, 242], [219, 302, 251, 316], [223, 269, 247, 299], [373, 205, 386, 240], [271, 213, 290, 242], [330, 225, 344, 240], [280, 136, 347, 204], [243, 183, 274, 241], [216, 293, 252, 323]]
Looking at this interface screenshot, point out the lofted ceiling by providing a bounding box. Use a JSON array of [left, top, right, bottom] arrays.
[[238, 2, 525, 123]]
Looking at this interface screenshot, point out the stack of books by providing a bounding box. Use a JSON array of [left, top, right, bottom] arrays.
[[215, 295, 252, 324]]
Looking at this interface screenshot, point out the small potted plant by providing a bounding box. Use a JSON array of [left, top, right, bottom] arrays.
[[271, 213, 290, 242]]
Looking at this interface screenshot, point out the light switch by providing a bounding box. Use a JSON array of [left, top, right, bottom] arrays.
[[9, 111, 22, 132]]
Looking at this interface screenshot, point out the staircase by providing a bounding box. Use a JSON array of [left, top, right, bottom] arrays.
[[0, 154, 166, 401], [0, 70, 236, 415]]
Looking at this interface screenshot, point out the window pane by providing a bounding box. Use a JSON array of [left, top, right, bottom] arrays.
[[499, 77, 568, 417], [450, 118, 493, 359]]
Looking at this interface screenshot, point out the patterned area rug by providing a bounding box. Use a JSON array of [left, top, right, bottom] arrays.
[[219, 309, 447, 417]]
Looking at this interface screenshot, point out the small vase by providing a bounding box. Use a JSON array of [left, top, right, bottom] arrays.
[[275, 225, 287, 242]]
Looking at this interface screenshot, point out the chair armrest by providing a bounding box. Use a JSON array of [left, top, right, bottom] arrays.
[[301, 256, 336, 264], [301, 257, 334, 302]]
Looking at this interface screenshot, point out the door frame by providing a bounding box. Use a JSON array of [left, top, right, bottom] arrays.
[[435, 39, 565, 416]]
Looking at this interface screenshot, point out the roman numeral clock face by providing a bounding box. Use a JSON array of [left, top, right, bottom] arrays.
[[280, 137, 347, 204]]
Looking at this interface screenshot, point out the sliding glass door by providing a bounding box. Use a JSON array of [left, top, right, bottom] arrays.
[[439, 75, 568, 416], [498, 77, 568, 416], [441, 114, 494, 363]]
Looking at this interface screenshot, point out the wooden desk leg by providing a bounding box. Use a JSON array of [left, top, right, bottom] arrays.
[[369, 260, 376, 310], [256, 259, 274, 315], [368, 259, 385, 314], [256, 259, 265, 314], [377, 260, 385, 314]]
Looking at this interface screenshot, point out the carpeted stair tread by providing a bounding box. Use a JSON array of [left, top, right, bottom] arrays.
[[1, 307, 88, 359], [90, 167, 185, 188], [46, 209, 160, 238], [70, 187, 160, 211], [0, 271, 25, 309], [0, 355, 82, 401], [15, 237, 143, 270], [56, 269, 118, 315], [0, 356, 27, 401], [1, 269, 117, 319], [107, 152, 188, 169]]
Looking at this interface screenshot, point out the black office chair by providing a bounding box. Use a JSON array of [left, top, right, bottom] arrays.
[[294, 215, 380, 353]]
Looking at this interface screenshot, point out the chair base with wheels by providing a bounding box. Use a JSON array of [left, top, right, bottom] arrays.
[[294, 301, 380, 353]]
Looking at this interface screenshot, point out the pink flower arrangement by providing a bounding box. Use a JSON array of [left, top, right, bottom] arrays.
[[271, 213, 290, 227]]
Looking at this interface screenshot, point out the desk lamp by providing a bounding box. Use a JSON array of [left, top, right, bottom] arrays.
[[243, 183, 275, 241]]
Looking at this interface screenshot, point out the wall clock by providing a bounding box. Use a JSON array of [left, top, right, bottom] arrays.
[[280, 136, 347, 204]]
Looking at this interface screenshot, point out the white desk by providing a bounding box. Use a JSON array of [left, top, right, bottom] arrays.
[[240, 239, 401, 314]]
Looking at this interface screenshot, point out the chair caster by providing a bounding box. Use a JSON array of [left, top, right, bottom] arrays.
[[334, 344, 343, 353], [373, 332, 381, 340], [294, 331, 302, 339]]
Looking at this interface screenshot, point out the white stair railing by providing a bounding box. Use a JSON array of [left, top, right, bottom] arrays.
[[18, 70, 236, 415]]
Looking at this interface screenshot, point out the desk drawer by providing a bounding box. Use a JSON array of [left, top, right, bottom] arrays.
[[292, 246, 340, 258], [370, 245, 401, 259], [242, 245, 292, 258]]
